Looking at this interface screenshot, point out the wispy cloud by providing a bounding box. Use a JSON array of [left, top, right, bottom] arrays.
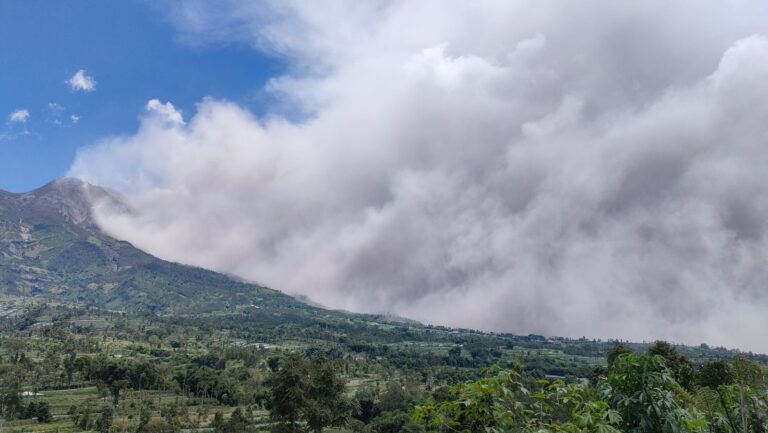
[[68, 69, 96, 92], [47, 102, 65, 114], [8, 109, 29, 123], [46, 102, 81, 127], [2, 108, 32, 141]]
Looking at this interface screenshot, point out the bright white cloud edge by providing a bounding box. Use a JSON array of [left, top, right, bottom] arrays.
[[68, 69, 96, 92]]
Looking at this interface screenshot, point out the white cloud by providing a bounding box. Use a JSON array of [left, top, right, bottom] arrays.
[[45, 102, 81, 127], [146, 99, 184, 126], [68, 69, 96, 92], [47, 102, 64, 113], [8, 109, 29, 123], [71, 1, 768, 351]]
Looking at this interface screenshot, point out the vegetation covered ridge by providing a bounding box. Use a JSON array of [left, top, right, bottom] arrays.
[[1, 303, 767, 433], [0, 178, 333, 318]]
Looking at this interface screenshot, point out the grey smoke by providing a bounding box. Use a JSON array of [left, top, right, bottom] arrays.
[[70, 1, 768, 351]]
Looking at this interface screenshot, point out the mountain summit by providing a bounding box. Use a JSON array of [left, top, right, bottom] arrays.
[[0, 177, 126, 232], [0, 178, 318, 320]]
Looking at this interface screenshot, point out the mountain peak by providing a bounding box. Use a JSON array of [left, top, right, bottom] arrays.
[[5, 177, 127, 231], [45, 176, 89, 190], [0, 178, 302, 316]]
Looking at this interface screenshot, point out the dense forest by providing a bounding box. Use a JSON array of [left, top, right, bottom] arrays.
[[0, 301, 766, 433]]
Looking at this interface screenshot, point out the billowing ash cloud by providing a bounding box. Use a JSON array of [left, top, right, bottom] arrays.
[[70, 1, 768, 351]]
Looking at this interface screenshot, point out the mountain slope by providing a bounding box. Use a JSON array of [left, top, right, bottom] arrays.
[[0, 178, 316, 317]]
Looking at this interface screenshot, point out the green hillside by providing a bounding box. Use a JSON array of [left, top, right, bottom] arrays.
[[0, 178, 320, 318]]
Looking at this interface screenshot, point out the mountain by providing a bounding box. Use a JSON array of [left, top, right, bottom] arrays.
[[1, 179, 764, 377], [0, 178, 321, 320]]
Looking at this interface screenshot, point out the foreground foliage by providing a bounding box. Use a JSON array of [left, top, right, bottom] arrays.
[[412, 350, 767, 433]]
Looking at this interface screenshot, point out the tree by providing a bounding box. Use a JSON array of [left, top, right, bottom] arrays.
[[414, 369, 531, 433], [35, 401, 52, 423], [648, 341, 695, 390], [96, 405, 114, 433], [266, 353, 354, 433], [731, 356, 764, 388], [26, 401, 51, 423], [378, 381, 408, 413], [212, 411, 225, 433], [354, 387, 379, 423], [266, 354, 308, 433], [304, 353, 354, 433], [346, 419, 371, 433], [222, 407, 250, 433], [109, 379, 128, 405], [63, 351, 77, 384], [0, 382, 23, 419], [368, 411, 421, 433], [607, 343, 631, 367], [267, 357, 281, 372], [138, 404, 152, 433], [730, 356, 765, 433], [79, 411, 92, 430], [601, 353, 704, 433], [697, 360, 733, 389], [413, 369, 622, 433]]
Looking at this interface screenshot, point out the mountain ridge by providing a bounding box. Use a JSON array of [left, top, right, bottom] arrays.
[[0, 177, 128, 231], [0, 177, 332, 322]]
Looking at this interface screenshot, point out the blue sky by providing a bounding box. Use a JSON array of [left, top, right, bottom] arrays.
[[0, 0, 283, 192]]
